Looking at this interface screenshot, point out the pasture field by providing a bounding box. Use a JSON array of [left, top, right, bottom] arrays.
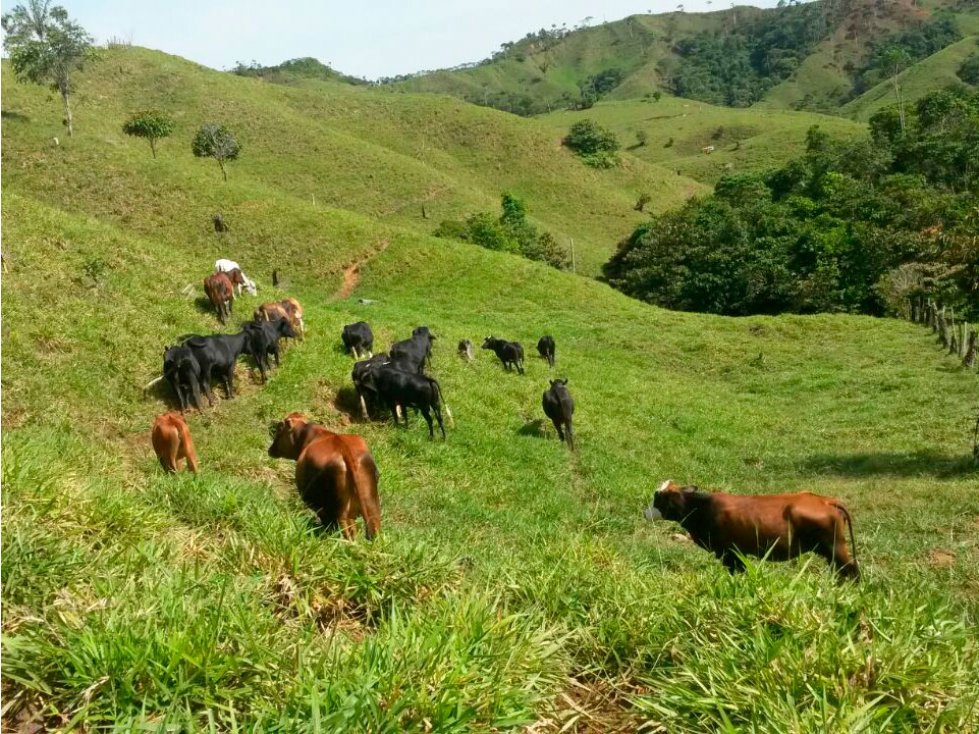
[[537, 97, 866, 185], [2, 46, 979, 733]]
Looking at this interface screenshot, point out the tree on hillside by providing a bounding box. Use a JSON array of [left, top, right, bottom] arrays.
[[881, 47, 911, 133], [1, 0, 97, 137], [192, 124, 240, 181], [122, 110, 175, 158]]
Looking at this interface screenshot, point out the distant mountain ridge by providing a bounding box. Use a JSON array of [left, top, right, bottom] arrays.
[[375, 0, 979, 117]]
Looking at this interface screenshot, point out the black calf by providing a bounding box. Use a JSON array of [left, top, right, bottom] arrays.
[[537, 335, 556, 367], [181, 331, 252, 403], [542, 378, 575, 449], [342, 321, 374, 359], [482, 336, 525, 374], [360, 363, 450, 439], [163, 345, 204, 411], [244, 317, 296, 382]]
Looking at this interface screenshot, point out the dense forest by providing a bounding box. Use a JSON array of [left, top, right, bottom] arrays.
[[604, 88, 979, 319]]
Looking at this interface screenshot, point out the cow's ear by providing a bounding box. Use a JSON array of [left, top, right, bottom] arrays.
[[561, 378, 569, 385]]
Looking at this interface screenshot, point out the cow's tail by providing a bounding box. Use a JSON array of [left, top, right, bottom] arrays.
[[429, 377, 454, 428], [337, 439, 381, 540], [832, 501, 858, 572]]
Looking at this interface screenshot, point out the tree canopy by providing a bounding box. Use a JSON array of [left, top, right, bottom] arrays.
[[1, 0, 96, 137]]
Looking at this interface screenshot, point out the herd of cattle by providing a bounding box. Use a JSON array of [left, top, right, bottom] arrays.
[[150, 260, 860, 580]]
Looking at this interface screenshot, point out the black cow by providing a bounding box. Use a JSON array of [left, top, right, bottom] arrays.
[[482, 336, 525, 374], [537, 335, 556, 367], [342, 321, 374, 359], [351, 353, 390, 419], [181, 331, 252, 403], [390, 326, 436, 373], [163, 345, 204, 411], [244, 317, 296, 382], [542, 378, 574, 449], [359, 363, 451, 439]]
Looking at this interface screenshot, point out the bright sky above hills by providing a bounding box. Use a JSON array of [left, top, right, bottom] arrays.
[[1, 0, 794, 80]]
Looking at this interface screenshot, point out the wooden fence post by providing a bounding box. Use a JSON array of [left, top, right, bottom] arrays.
[[964, 329, 978, 369]]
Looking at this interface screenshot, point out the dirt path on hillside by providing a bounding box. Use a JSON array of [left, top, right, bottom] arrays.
[[333, 239, 389, 301]]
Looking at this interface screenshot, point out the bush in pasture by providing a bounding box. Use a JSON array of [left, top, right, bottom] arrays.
[[563, 119, 619, 168], [435, 192, 569, 269], [122, 110, 175, 158], [1, 2, 97, 137], [191, 123, 240, 181], [958, 53, 979, 86]]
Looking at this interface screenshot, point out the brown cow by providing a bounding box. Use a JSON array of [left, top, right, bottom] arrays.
[[151, 411, 199, 473], [268, 412, 380, 539], [644, 480, 858, 580], [255, 298, 305, 341], [204, 271, 235, 323]]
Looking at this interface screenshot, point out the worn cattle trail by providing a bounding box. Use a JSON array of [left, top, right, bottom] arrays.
[[333, 239, 389, 301]]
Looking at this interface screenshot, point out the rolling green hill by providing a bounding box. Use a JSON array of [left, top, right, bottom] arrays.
[[388, 0, 979, 118], [3, 44, 979, 732], [1, 47, 703, 278]]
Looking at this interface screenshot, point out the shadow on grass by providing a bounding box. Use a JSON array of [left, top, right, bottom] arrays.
[[1, 110, 30, 122], [802, 451, 978, 478], [518, 418, 548, 439], [333, 385, 367, 421]]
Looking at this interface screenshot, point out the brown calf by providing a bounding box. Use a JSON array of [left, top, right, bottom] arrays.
[[151, 411, 199, 473], [645, 480, 858, 580], [204, 271, 235, 323], [255, 298, 304, 341], [268, 412, 380, 539]]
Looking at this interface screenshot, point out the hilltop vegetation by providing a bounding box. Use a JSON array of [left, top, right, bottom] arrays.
[[2, 21, 979, 734], [387, 0, 979, 116], [605, 88, 979, 318]]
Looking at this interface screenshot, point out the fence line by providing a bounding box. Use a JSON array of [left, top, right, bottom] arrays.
[[909, 296, 978, 370]]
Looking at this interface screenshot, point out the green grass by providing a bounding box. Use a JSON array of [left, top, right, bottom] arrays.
[[538, 97, 866, 184], [3, 46, 979, 732]]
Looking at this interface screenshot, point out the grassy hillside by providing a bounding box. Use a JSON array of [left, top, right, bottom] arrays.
[[842, 35, 979, 120], [538, 96, 866, 185], [1, 47, 702, 277], [3, 45, 979, 732]]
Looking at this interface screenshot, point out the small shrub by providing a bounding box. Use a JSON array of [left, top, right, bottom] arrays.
[[191, 123, 240, 181], [122, 110, 175, 158], [563, 120, 620, 168]]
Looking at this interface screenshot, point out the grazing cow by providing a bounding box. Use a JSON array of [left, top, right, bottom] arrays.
[[268, 412, 381, 539], [163, 345, 204, 412], [458, 339, 475, 362], [352, 353, 390, 419], [390, 326, 436, 373], [359, 362, 452, 439], [181, 331, 252, 403], [151, 411, 199, 473], [255, 298, 305, 342], [644, 480, 859, 580], [482, 336, 524, 374], [215, 258, 258, 296], [244, 317, 296, 382], [537, 335, 556, 367], [542, 378, 574, 449], [342, 321, 374, 359], [204, 272, 235, 323]]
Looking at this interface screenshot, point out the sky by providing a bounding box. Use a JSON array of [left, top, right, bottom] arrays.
[[1, 0, 791, 80]]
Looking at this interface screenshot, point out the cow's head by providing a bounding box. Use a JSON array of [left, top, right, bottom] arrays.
[[413, 326, 435, 340], [481, 337, 497, 349], [268, 412, 309, 459], [644, 479, 690, 521], [275, 317, 297, 339], [549, 378, 568, 388]]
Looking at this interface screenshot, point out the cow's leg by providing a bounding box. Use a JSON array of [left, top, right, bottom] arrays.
[[720, 551, 746, 574], [553, 419, 564, 442], [338, 497, 358, 540], [174, 381, 187, 412], [433, 405, 446, 440], [273, 346, 281, 368], [183, 437, 199, 474], [223, 365, 235, 399], [518, 359, 525, 375], [565, 420, 574, 450], [419, 406, 435, 438], [358, 392, 370, 421], [198, 363, 216, 406], [391, 403, 402, 426]]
